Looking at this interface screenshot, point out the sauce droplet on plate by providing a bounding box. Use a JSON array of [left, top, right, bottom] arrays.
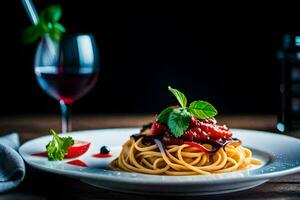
[[32, 152, 48, 157], [67, 159, 88, 167], [92, 153, 112, 158]]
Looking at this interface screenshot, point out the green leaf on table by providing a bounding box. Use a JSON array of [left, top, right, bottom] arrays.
[[156, 106, 174, 124], [168, 86, 187, 108], [167, 108, 192, 138], [46, 129, 74, 161], [189, 100, 218, 119]]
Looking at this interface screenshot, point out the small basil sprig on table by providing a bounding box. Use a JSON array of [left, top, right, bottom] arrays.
[[157, 86, 218, 138], [22, 5, 66, 44]]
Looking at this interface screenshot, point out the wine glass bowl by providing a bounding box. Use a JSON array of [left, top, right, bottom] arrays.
[[34, 34, 99, 132]]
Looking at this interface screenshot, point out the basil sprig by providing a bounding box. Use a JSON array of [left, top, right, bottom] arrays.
[[22, 5, 66, 44], [46, 129, 74, 161], [157, 86, 218, 138]]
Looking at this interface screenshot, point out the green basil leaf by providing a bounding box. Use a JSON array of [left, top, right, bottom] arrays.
[[157, 106, 174, 124], [22, 25, 43, 44], [167, 108, 191, 138], [54, 23, 66, 33], [189, 100, 218, 119], [40, 5, 62, 23], [49, 28, 62, 41], [49, 5, 62, 22], [168, 86, 187, 108], [23, 5, 65, 44]]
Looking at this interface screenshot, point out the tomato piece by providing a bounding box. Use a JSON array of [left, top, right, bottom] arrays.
[[183, 127, 209, 141], [151, 122, 167, 135], [65, 140, 91, 158], [199, 122, 232, 139], [184, 141, 207, 152]]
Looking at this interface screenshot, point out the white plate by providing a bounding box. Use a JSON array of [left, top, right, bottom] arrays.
[[19, 128, 300, 196]]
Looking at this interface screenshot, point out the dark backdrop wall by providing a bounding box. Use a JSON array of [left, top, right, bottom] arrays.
[[1, 1, 298, 115]]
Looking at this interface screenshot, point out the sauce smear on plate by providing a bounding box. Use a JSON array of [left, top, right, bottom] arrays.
[[67, 159, 88, 167], [32, 152, 48, 157], [92, 153, 112, 158]]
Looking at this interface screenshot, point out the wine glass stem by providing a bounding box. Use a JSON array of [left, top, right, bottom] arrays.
[[60, 100, 72, 133]]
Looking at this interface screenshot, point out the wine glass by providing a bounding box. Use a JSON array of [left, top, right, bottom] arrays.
[[34, 34, 99, 133]]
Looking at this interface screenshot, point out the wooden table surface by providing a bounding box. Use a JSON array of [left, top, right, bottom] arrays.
[[0, 115, 300, 200]]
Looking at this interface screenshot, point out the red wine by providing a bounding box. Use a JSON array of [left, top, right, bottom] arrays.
[[35, 66, 98, 104]]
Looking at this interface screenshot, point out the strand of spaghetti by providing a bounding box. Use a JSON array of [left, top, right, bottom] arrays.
[[134, 139, 171, 173], [197, 154, 209, 166], [170, 145, 225, 171], [117, 144, 131, 171], [187, 153, 203, 166], [232, 146, 246, 171], [165, 146, 200, 170], [166, 145, 211, 171], [121, 142, 135, 172], [121, 141, 170, 174], [136, 151, 162, 158], [239, 146, 261, 165], [164, 151, 189, 170], [117, 147, 134, 172], [141, 158, 154, 169], [215, 157, 238, 173], [177, 144, 211, 174], [166, 145, 181, 153], [195, 148, 228, 171], [180, 152, 204, 157], [122, 140, 131, 162], [195, 149, 225, 171], [134, 137, 157, 152], [165, 170, 199, 175], [154, 139, 191, 171], [240, 146, 252, 158], [153, 158, 165, 169]]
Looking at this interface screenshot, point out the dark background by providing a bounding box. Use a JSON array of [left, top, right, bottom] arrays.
[[2, 1, 298, 116]]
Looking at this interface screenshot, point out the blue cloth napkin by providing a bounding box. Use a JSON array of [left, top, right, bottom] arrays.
[[0, 133, 25, 193]]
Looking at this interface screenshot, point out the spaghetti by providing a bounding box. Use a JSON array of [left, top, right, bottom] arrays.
[[108, 136, 261, 175]]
